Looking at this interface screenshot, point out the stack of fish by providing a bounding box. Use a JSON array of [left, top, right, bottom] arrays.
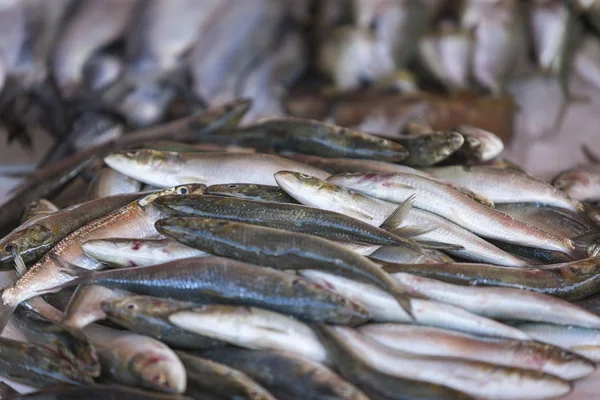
[[1, 99, 600, 400]]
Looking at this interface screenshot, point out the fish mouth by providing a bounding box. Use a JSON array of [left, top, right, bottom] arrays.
[[130, 353, 186, 393]]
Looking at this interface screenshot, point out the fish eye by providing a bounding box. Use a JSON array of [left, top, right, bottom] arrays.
[[126, 303, 137, 310], [228, 184, 238, 189], [3, 244, 15, 254], [126, 150, 140, 157], [177, 187, 188, 194], [298, 173, 310, 178]]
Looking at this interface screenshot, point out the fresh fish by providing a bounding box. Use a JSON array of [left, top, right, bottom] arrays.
[[207, 117, 409, 162], [553, 164, 600, 202], [21, 199, 58, 223], [87, 168, 142, 200], [315, 324, 475, 400], [169, 305, 328, 363], [425, 166, 584, 212], [83, 238, 208, 268], [394, 132, 464, 167], [516, 323, 600, 362], [102, 295, 225, 350], [360, 324, 595, 380], [52, 0, 139, 96], [0, 192, 143, 266], [318, 326, 571, 400], [46, 256, 368, 325], [204, 184, 298, 204], [202, 348, 369, 400], [83, 324, 186, 393], [381, 258, 600, 302], [0, 336, 92, 388], [0, 184, 203, 332], [176, 351, 276, 400], [370, 246, 453, 264], [62, 285, 130, 330], [300, 270, 530, 340], [282, 153, 431, 176], [129, 141, 256, 154], [104, 150, 330, 188], [156, 218, 415, 317], [452, 125, 505, 162], [275, 171, 527, 266], [7, 384, 193, 399], [154, 194, 412, 246], [328, 172, 575, 253]]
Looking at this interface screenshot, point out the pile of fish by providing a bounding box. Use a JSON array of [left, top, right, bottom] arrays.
[[2, 98, 600, 400]]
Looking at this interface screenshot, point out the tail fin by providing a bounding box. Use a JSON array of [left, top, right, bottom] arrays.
[[380, 194, 415, 231], [48, 254, 94, 279]]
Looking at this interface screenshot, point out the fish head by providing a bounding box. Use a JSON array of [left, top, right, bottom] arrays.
[[0, 224, 53, 264], [102, 295, 190, 322], [274, 171, 330, 203], [138, 183, 206, 207], [553, 168, 597, 201], [129, 351, 187, 393], [104, 149, 184, 183]]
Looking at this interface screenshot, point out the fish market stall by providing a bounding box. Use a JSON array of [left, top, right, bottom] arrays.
[[2, 1, 600, 399]]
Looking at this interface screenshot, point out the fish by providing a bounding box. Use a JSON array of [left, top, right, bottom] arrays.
[[0, 336, 93, 388], [6, 384, 194, 399], [328, 172, 575, 253], [62, 285, 130, 330], [156, 218, 415, 317], [0, 184, 203, 332], [317, 326, 571, 400], [516, 323, 600, 362], [52, 0, 139, 96], [425, 166, 584, 212], [176, 351, 276, 400], [13, 308, 100, 378], [169, 305, 328, 363], [360, 324, 595, 380], [314, 324, 475, 400], [370, 246, 453, 264], [300, 269, 530, 339], [83, 324, 186, 393], [101, 295, 225, 350], [452, 125, 505, 162], [202, 348, 369, 400], [21, 199, 58, 223], [0, 192, 143, 266], [394, 131, 464, 167], [83, 238, 209, 268], [553, 164, 600, 202], [380, 258, 600, 302], [87, 168, 142, 200], [104, 150, 331, 188], [154, 194, 413, 247], [275, 171, 527, 266], [46, 256, 368, 325], [204, 184, 298, 204], [128, 141, 256, 154]]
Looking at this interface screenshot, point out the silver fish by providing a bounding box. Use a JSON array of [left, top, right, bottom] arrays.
[[87, 168, 142, 200], [516, 323, 600, 362], [63, 285, 130, 330]]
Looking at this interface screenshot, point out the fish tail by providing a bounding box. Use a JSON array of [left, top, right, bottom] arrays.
[[48, 254, 94, 280], [0, 294, 18, 334]]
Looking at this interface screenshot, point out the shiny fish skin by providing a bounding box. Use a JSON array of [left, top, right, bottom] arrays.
[[87, 168, 142, 200], [104, 150, 331, 188], [50, 256, 368, 325], [426, 166, 584, 212], [394, 131, 464, 167], [154, 194, 413, 246], [62, 285, 130, 330], [454, 125, 504, 162], [204, 184, 298, 204], [360, 324, 595, 380], [82, 238, 208, 268], [156, 218, 415, 317], [202, 348, 369, 400], [169, 305, 329, 363], [328, 172, 575, 253], [102, 295, 226, 350], [516, 323, 600, 362], [553, 164, 600, 202], [300, 269, 530, 340]]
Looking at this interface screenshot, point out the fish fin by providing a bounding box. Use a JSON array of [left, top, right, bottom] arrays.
[[414, 240, 464, 251], [10, 246, 27, 276], [379, 194, 415, 231], [582, 145, 600, 164], [391, 225, 436, 238], [48, 254, 94, 280], [0, 294, 18, 334]]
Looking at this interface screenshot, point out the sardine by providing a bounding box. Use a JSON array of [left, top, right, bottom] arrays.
[[328, 172, 575, 253], [425, 166, 584, 212], [45, 256, 369, 325], [169, 305, 328, 362], [553, 164, 600, 202], [516, 323, 600, 362], [21, 199, 58, 223], [0, 184, 203, 332], [101, 295, 225, 350], [360, 324, 595, 380], [202, 348, 369, 400], [154, 194, 412, 246], [7, 384, 193, 399], [104, 150, 330, 188], [83, 324, 186, 393], [300, 270, 530, 339], [62, 285, 130, 330], [87, 168, 142, 200], [453, 125, 505, 162], [204, 184, 298, 204], [394, 132, 464, 167], [315, 324, 475, 400], [176, 351, 276, 400], [156, 218, 415, 317], [83, 238, 208, 268]]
